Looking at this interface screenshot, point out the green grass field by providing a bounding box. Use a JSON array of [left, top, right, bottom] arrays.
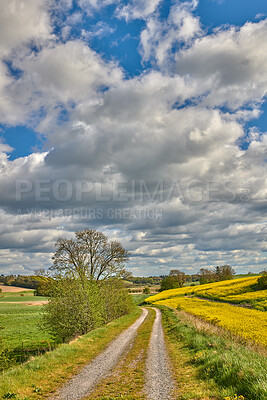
[[0, 294, 47, 302], [131, 293, 150, 305], [0, 292, 54, 368]]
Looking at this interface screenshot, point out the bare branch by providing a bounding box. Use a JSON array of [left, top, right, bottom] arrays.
[[50, 229, 130, 281]]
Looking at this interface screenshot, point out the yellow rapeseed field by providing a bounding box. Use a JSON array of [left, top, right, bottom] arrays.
[[197, 277, 259, 299], [155, 296, 267, 346], [146, 277, 267, 346], [146, 276, 259, 304], [226, 289, 267, 302]]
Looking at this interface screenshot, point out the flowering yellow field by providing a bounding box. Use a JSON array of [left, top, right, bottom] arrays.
[[225, 289, 267, 305], [146, 276, 267, 310], [197, 277, 259, 298], [146, 276, 267, 346], [155, 296, 267, 346], [146, 276, 259, 303]]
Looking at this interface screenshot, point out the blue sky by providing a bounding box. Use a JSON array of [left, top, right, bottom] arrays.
[[0, 0, 266, 275]]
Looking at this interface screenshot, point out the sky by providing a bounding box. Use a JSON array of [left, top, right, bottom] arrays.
[[0, 0, 266, 277]]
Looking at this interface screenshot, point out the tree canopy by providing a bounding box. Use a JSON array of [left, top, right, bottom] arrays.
[[198, 265, 235, 284], [50, 229, 130, 281], [160, 270, 186, 291]]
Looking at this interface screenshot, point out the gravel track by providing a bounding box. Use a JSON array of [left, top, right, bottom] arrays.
[[145, 307, 175, 400], [50, 308, 148, 400]]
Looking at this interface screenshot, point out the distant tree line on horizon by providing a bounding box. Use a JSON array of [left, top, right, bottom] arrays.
[[160, 266, 236, 291], [0, 273, 52, 296], [1, 266, 265, 296]]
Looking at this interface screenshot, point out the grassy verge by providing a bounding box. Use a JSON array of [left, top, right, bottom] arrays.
[[160, 306, 267, 400], [85, 307, 155, 400], [0, 308, 142, 400]]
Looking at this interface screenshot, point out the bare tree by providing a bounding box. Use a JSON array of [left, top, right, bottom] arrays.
[[34, 268, 49, 277], [197, 268, 215, 284], [213, 265, 235, 281], [50, 229, 130, 281]]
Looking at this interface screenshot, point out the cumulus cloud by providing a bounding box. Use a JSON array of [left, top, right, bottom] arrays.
[[0, 1, 266, 275], [116, 0, 162, 21], [0, 0, 51, 56], [20, 40, 123, 104], [175, 19, 267, 109], [0, 0, 52, 125], [140, 0, 201, 67], [78, 0, 118, 15]]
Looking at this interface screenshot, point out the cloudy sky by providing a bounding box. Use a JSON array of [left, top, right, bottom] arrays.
[[0, 0, 267, 276]]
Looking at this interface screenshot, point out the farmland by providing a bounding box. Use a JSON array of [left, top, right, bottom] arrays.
[[0, 290, 53, 368], [0, 277, 266, 400], [146, 276, 266, 309], [0, 284, 34, 293], [145, 276, 267, 347]]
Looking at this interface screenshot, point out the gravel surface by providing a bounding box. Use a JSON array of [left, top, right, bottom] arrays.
[[50, 308, 148, 400], [145, 308, 175, 400]]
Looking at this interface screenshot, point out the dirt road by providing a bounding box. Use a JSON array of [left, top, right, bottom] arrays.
[[145, 307, 175, 399], [50, 307, 175, 400], [50, 308, 148, 400]]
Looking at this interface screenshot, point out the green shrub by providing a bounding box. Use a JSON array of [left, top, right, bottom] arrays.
[[100, 279, 134, 323], [257, 272, 267, 289], [143, 287, 150, 294], [43, 279, 104, 342], [43, 278, 134, 343], [160, 276, 181, 291]]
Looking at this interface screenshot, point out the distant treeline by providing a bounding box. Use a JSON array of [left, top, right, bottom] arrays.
[[127, 276, 162, 285], [0, 274, 52, 296], [127, 274, 199, 286]]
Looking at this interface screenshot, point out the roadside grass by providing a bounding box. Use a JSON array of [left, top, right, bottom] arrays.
[[0, 308, 142, 400], [160, 305, 267, 400], [85, 308, 155, 400]]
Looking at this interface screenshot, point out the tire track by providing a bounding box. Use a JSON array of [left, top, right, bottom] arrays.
[[145, 307, 175, 400], [50, 308, 148, 400]]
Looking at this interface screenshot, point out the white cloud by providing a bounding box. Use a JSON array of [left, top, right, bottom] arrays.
[[0, 39, 124, 127], [81, 21, 116, 40], [0, 0, 51, 56], [176, 19, 267, 108], [20, 40, 123, 104], [140, 0, 201, 67], [78, 0, 118, 15], [0, 0, 52, 125], [116, 0, 162, 21]]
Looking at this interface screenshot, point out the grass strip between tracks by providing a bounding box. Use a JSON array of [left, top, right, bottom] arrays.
[[0, 308, 142, 400]]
